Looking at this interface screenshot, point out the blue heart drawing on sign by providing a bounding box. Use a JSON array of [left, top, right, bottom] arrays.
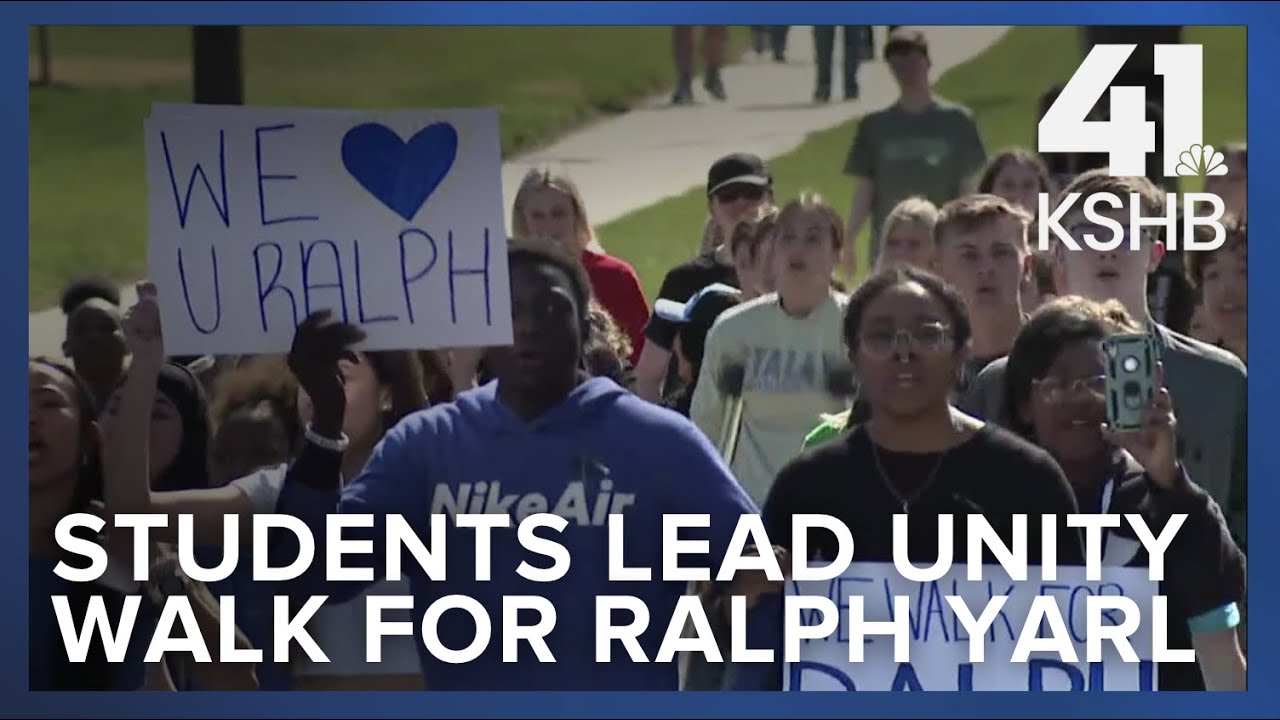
[[341, 122, 459, 222]]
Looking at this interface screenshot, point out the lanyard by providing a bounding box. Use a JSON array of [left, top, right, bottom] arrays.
[[1098, 476, 1115, 562], [1095, 461, 1116, 558]]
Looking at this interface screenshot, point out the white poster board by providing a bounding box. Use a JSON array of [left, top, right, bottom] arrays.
[[144, 102, 512, 356], [785, 562, 1159, 692]]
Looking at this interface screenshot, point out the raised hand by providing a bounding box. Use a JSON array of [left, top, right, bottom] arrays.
[[1102, 362, 1180, 489], [287, 310, 366, 439], [121, 281, 165, 368]]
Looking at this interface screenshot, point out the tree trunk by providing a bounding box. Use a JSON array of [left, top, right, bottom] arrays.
[[191, 26, 244, 105]]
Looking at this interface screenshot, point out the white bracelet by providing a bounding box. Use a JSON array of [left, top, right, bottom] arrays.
[[305, 423, 350, 452]]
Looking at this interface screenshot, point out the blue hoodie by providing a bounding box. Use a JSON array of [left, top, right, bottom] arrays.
[[276, 376, 760, 690]]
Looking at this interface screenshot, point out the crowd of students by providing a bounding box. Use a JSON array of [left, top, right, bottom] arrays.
[[31, 27, 1248, 693]]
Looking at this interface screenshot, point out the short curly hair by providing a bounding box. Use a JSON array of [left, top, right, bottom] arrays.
[[584, 299, 633, 375]]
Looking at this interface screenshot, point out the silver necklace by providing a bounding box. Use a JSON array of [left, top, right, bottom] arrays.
[[867, 429, 951, 514]]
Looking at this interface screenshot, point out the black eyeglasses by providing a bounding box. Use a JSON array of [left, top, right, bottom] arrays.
[[714, 185, 766, 204]]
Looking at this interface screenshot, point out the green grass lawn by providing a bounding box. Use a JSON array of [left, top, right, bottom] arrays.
[[600, 26, 1248, 299], [28, 25, 745, 310]]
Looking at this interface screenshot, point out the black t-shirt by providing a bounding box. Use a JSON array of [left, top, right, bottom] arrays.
[[645, 250, 739, 350], [645, 250, 738, 393], [764, 422, 1086, 567], [1078, 454, 1246, 691]]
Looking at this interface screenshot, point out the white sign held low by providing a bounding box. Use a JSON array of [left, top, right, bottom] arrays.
[[785, 562, 1159, 692]]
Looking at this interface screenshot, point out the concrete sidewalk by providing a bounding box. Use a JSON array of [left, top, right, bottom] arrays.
[[29, 25, 1009, 359]]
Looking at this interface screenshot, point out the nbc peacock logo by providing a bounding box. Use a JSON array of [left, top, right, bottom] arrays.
[[1175, 144, 1229, 177]]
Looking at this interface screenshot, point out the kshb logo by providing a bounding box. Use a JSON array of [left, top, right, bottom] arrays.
[[1037, 43, 1229, 253]]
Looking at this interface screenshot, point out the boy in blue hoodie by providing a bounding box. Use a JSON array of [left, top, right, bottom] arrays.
[[274, 241, 762, 691]]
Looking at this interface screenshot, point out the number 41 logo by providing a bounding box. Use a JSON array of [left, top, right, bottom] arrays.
[[1038, 44, 1229, 178]]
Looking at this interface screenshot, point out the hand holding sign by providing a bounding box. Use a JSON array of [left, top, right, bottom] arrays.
[[123, 281, 166, 370], [727, 544, 792, 611], [1102, 363, 1180, 488]]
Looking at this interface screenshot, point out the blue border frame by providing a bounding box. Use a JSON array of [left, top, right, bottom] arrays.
[[17, 2, 1273, 717]]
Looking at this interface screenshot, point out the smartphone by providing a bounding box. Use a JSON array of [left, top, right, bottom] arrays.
[[1102, 333, 1157, 432]]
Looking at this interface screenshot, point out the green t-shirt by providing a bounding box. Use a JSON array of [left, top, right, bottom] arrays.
[[844, 98, 988, 242]]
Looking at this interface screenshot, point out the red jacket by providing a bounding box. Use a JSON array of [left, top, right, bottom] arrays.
[[580, 250, 650, 366]]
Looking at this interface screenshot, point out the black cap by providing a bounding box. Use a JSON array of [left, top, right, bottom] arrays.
[[662, 283, 743, 368], [707, 153, 772, 197]]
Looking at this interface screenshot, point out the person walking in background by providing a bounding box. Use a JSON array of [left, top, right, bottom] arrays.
[[931, 194, 1033, 396], [974, 148, 1060, 314], [873, 196, 940, 273], [690, 193, 851, 505], [59, 276, 128, 409], [672, 26, 728, 104], [750, 25, 790, 62], [812, 25, 866, 103], [841, 27, 987, 280], [1185, 216, 1247, 365], [512, 167, 651, 366], [653, 282, 743, 417], [633, 153, 773, 403], [976, 148, 1056, 220]]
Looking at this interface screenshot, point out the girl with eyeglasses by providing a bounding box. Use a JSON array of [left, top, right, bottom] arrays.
[[766, 264, 1084, 566], [721, 266, 1087, 690], [1002, 296, 1246, 691]]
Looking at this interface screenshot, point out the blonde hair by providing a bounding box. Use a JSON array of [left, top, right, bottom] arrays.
[[879, 196, 939, 248], [777, 191, 845, 250], [511, 167, 601, 253], [934, 193, 1033, 249], [698, 216, 725, 254]]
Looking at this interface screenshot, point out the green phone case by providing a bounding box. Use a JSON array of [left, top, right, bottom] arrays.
[[1102, 333, 1157, 432]]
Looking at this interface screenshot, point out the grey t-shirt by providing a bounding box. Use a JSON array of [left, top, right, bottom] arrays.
[[844, 98, 988, 246], [958, 324, 1248, 547]]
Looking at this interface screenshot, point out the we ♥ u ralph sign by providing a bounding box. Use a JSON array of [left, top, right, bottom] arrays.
[[144, 102, 512, 357]]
